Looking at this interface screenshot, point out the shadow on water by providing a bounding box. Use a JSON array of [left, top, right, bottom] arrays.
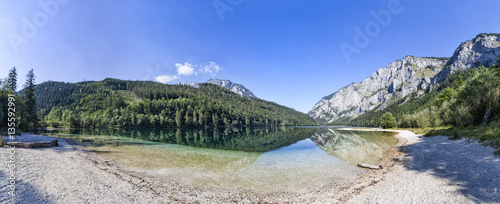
[[402, 137, 500, 203], [47, 127, 317, 152], [0, 171, 55, 204]]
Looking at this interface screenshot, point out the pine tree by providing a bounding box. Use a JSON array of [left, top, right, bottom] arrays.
[[212, 114, 219, 126], [175, 109, 183, 127], [7, 67, 17, 93], [0, 101, 4, 125], [22, 69, 37, 131], [191, 110, 196, 124], [184, 110, 192, 126], [198, 112, 204, 126]]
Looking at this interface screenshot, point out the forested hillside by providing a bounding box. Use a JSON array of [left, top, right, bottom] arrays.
[[35, 78, 316, 128]]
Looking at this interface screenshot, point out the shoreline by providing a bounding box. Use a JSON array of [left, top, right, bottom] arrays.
[[327, 128, 412, 202], [345, 129, 500, 203], [1, 130, 499, 203]]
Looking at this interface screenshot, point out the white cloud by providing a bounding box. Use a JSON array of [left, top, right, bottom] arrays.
[[153, 61, 222, 83], [199, 61, 222, 76], [154, 75, 179, 83], [176, 62, 196, 76]]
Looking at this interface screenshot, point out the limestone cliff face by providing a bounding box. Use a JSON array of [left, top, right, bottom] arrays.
[[309, 33, 500, 124], [432, 33, 500, 83], [309, 56, 447, 123], [179, 79, 256, 98]]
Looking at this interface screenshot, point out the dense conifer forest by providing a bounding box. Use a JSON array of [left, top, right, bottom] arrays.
[[33, 78, 317, 128]]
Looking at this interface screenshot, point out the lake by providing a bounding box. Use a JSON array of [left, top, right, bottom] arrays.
[[47, 127, 397, 193]]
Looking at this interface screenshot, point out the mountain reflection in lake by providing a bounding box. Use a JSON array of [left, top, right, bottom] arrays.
[[48, 127, 315, 152], [47, 127, 398, 193], [311, 129, 398, 166]]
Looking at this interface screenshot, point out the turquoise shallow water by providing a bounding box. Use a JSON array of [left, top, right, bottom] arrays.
[[47, 127, 397, 192]]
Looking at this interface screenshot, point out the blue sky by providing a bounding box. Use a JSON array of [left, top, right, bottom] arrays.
[[1, 0, 499, 113]]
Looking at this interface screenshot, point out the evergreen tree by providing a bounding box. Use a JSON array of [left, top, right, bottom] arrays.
[[198, 112, 204, 126], [22, 69, 37, 131], [7, 67, 17, 93], [0, 79, 7, 126], [212, 114, 219, 126], [184, 111, 192, 126], [175, 109, 182, 127], [0, 101, 3, 125]]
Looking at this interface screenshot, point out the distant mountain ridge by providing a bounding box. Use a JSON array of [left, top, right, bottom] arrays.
[[180, 79, 256, 98], [309, 33, 500, 124]]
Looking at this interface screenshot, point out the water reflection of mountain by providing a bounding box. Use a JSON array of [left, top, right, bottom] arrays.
[[50, 127, 316, 152], [310, 129, 397, 166]]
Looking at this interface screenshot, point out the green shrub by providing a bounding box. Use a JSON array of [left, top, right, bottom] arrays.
[[380, 112, 397, 129]]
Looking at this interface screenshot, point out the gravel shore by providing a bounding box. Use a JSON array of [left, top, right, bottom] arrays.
[[1, 134, 157, 203], [1, 131, 499, 203], [347, 130, 500, 203]]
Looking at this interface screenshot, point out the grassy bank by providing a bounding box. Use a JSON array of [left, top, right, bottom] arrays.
[[396, 124, 500, 156]]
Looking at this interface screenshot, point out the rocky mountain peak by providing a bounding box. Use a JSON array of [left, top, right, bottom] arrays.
[[179, 79, 256, 98], [446, 33, 500, 71], [178, 81, 199, 88], [309, 33, 500, 124], [431, 33, 500, 84], [206, 79, 256, 98]]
